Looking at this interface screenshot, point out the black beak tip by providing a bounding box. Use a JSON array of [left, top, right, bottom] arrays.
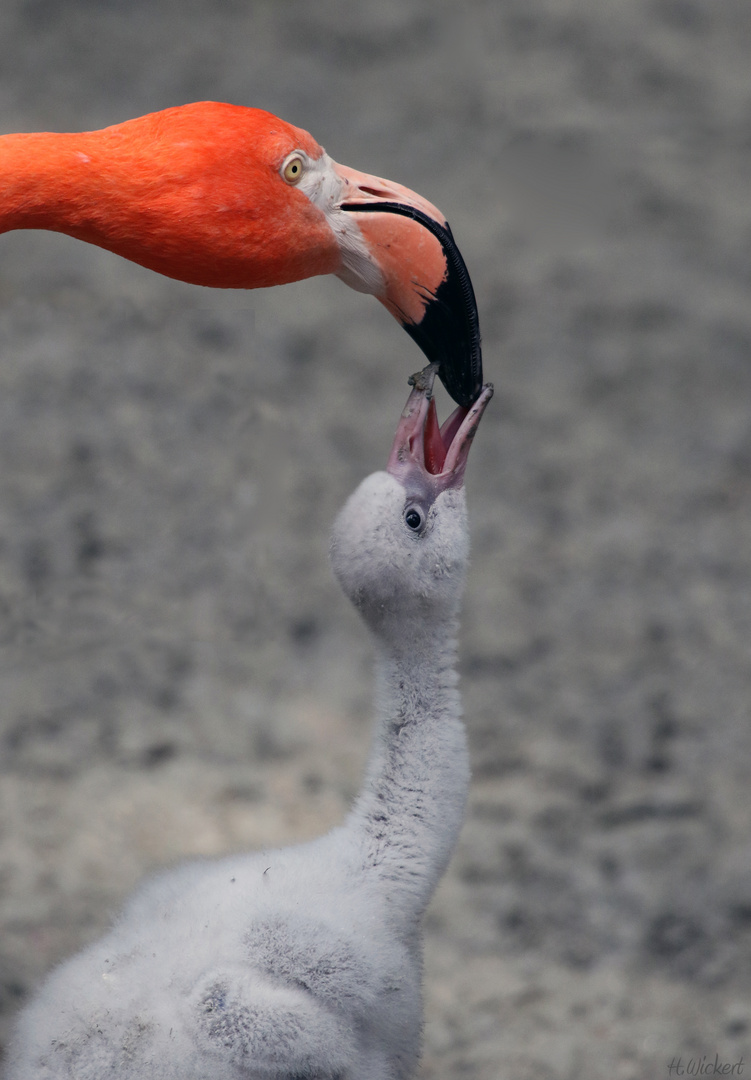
[[438, 338, 484, 409], [340, 200, 484, 408], [401, 288, 484, 409], [398, 212, 483, 408]]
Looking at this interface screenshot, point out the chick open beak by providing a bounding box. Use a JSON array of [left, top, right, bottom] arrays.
[[334, 164, 483, 408], [387, 363, 493, 492]]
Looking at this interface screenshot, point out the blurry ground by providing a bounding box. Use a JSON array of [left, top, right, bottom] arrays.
[[1, 1, 750, 1077]]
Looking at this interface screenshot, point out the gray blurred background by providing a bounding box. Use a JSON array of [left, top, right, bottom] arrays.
[[1, 2, 750, 1077]]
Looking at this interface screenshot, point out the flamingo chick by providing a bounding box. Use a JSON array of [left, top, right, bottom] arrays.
[[6, 363, 493, 1079], [0, 102, 482, 405]]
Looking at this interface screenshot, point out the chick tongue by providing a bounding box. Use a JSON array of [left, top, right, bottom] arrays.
[[424, 398, 470, 476]]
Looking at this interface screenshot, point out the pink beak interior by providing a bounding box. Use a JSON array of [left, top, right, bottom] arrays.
[[387, 364, 493, 492]]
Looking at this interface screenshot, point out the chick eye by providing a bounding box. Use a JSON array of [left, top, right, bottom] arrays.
[[404, 507, 423, 531], [281, 152, 305, 184]]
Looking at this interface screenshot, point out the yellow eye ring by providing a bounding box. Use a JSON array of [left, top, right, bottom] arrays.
[[281, 152, 305, 185]]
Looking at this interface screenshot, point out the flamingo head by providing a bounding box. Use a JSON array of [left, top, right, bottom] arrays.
[[0, 102, 483, 405]]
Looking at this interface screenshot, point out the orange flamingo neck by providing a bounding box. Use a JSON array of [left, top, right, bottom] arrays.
[[0, 103, 341, 289]]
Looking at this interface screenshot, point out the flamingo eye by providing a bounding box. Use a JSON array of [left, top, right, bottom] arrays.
[[281, 152, 305, 185], [404, 507, 423, 532]]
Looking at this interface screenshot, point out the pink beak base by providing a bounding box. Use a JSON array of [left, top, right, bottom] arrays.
[[333, 161, 448, 226]]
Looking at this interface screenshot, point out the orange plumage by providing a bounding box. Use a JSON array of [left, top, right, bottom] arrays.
[[0, 102, 339, 288]]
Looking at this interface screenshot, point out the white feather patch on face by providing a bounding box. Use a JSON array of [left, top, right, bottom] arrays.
[[297, 151, 385, 296]]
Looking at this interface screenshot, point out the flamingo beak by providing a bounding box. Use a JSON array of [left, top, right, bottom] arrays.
[[387, 363, 493, 491], [333, 163, 483, 408]]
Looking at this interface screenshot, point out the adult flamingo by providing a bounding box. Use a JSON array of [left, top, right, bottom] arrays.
[[0, 101, 482, 405]]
